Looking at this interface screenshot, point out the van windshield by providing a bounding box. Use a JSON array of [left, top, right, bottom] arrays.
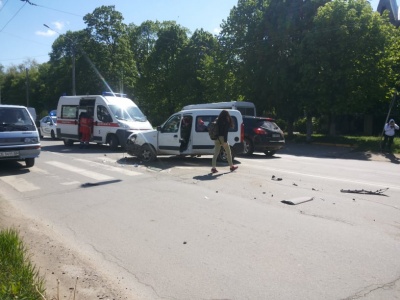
[[109, 105, 147, 122], [0, 108, 36, 132]]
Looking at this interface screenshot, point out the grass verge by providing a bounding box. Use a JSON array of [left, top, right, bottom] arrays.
[[0, 228, 46, 300], [288, 134, 399, 153]]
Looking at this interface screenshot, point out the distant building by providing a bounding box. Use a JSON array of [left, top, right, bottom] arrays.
[[377, 0, 400, 26]]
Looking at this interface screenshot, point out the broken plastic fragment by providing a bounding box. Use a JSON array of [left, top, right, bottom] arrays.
[[281, 196, 314, 205]]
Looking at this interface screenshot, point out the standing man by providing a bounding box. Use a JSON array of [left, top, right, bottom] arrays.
[[381, 119, 399, 152], [79, 110, 93, 148], [211, 110, 238, 173]]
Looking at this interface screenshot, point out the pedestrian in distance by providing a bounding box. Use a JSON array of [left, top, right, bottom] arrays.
[[381, 118, 399, 153], [211, 110, 238, 174]]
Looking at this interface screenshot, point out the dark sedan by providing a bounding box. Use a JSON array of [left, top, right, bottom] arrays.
[[242, 116, 285, 156]]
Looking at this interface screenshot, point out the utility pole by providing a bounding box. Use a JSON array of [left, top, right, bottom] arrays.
[[44, 24, 114, 95], [44, 24, 76, 95], [26, 68, 30, 107], [72, 46, 76, 95]]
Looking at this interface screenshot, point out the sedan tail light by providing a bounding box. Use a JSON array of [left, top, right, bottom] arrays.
[[253, 127, 267, 135], [241, 122, 245, 142]]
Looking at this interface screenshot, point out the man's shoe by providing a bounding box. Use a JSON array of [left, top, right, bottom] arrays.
[[211, 168, 218, 174], [230, 165, 238, 172]]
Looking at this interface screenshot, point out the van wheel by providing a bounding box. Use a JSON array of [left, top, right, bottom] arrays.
[[139, 144, 156, 162], [243, 138, 254, 155], [108, 135, 119, 151], [51, 130, 56, 139], [64, 139, 74, 146], [217, 147, 234, 162], [25, 158, 35, 168]]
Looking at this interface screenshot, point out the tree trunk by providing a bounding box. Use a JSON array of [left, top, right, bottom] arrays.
[[306, 114, 313, 142], [329, 113, 336, 136]]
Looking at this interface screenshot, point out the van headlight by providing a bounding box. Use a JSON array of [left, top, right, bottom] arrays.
[[24, 137, 39, 143], [129, 134, 137, 143]]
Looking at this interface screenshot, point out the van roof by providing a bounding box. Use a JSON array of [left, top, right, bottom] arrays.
[[180, 108, 242, 115], [0, 104, 27, 108]]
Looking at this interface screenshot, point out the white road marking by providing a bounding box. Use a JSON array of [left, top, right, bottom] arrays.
[[0, 176, 40, 192], [61, 181, 80, 185], [77, 158, 141, 176], [256, 165, 400, 190], [30, 167, 49, 174], [46, 161, 114, 181]]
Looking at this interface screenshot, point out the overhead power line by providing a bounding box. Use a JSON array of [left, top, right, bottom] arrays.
[[0, 1, 26, 33]]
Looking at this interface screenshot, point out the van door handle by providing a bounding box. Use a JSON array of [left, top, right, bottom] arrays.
[[174, 135, 178, 138]]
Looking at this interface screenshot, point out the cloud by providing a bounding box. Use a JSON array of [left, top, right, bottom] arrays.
[[53, 21, 65, 30], [35, 21, 65, 37], [36, 29, 56, 37]]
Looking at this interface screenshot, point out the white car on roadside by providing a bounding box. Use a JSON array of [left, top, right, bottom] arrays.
[[39, 115, 57, 139]]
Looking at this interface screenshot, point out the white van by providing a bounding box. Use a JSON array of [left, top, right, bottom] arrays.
[[56, 94, 152, 150], [182, 101, 256, 116], [125, 109, 244, 162], [0, 105, 41, 168]]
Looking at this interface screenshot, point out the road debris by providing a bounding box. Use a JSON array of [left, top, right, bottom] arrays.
[[340, 188, 389, 196], [281, 196, 314, 205], [271, 175, 282, 181]]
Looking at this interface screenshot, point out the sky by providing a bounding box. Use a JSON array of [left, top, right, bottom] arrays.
[[0, 0, 382, 69]]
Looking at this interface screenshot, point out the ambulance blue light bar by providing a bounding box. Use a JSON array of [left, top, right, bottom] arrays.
[[102, 92, 127, 97]]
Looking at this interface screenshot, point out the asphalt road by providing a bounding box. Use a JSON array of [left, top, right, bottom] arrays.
[[0, 139, 399, 299]]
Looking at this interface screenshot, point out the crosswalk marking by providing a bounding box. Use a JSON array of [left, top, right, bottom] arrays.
[[61, 181, 80, 185], [77, 158, 141, 176], [0, 158, 143, 193], [1, 176, 40, 192], [46, 161, 114, 181]]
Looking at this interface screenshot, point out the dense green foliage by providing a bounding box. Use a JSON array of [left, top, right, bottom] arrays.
[[1, 1, 399, 131], [0, 228, 45, 299]]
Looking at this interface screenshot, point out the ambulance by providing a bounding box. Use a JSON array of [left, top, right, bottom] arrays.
[[56, 93, 152, 150]]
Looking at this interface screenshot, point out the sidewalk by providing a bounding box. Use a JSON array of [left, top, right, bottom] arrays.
[[280, 141, 400, 163]]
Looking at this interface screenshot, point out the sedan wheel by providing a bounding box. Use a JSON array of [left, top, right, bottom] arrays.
[[243, 138, 254, 156]]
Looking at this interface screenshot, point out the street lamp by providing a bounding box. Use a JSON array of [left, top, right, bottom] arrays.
[[44, 24, 76, 95]]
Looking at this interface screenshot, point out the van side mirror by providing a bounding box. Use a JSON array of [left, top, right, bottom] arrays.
[[157, 126, 162, 132]]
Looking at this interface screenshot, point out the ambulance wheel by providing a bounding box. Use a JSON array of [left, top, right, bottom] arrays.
[[108, 135, 119, 151], [64, 139, 74, 146], [139, 144, 156, 162]]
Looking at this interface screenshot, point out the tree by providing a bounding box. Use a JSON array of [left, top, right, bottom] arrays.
[[301, 0, 399, 135], [83, 5, 137, 95], [174, 29, 227, 106], [136, 23, 189, 124]]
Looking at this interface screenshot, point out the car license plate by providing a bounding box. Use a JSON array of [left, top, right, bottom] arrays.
[[272, 134, 280, 138], [0, 151, 19, 157]]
